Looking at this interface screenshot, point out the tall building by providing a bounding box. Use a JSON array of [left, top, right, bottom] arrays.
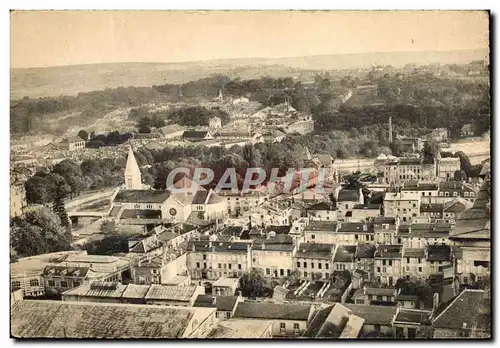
[[124, 146, 142, 190], [388, 116, 393, 143]]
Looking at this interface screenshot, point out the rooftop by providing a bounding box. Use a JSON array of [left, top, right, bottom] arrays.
[[145, 284, 198, 302], [114, 189, 171, 204], [338, 189, 361, 202], [295, 243, 334, 260], [403, 248, 425, 259], [342, 303, 397, 326], [233, 302, 312, 321], [334, 245, 357, 263], [206, 319, 272, 339], [193, 295, 239, 312], [354, 244, 376, 259], [306, 221, 338, 232], [62, 281, 126, 298], [394, 309, 431, 325], [11, 300, 195, 338], [374, 245, 402, 259]]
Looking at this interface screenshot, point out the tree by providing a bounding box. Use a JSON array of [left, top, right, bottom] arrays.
[[239, 269, 270, 298], [454, 151, 472, 174], [453, 170, 467, 182], [78, 129, 89, 141], [422, 139, 440, 161], [53, 160, 85, 197], [10, 247, 18, 263], [390, 139, 405, 156], [137, 116, 152, 133], [100, 220, 117, 235], [85, 235, 129, 255], [10, 207, 71, 257]]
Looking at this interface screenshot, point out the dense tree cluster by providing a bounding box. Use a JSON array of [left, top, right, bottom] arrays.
[[10, 207, 72, 258], [86, 131, 133, 148]]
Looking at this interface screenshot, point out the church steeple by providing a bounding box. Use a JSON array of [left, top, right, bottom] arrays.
[[125, 146, 142, 190]]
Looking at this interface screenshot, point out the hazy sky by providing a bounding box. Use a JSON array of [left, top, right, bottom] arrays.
[[10, 10, 489, 68]]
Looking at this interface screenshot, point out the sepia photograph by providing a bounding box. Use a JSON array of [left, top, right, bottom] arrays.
[[9, 10, 491, 340]]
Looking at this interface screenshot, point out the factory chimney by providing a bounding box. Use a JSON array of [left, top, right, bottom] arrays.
[[388, 116, 393, 143]]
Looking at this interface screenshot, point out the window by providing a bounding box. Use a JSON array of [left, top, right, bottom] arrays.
[[11, 281, 21, 291], [29, 279, 39, 287], [439, 192, 444, 196], [303, 262, 307, 268], [388, 260, 392, 266], [377, 267, 381, 273], [464, 192, 469, 197], [355, 299, 365, 304], [60, 281, 69, 288], [134, 204, 141, 209], [228, 264, 232, 270], [218, 263, 222, 269], [311, 235, 315, 240], [318, 263, 322, 269], [215, 312, 220, 319], [287, 269, 291, 276], [382, 260, 386, 266], [374, 324, 381, 332], [470, 192, 475, 197], [325, 263, 329, 270], [203, 263, 207, 269], [225, 312, 231, 319], [311, 263, 314, 269], [146, 204, 153, 209], [304, 271, 308, 277], [418, 267, 423, 273], [196, 262, 200, 268], [382, 267, 387, 273], [406, 258, 410, 263], [73, 281, 80, 287], [238, 264, 242, 270], [445, 192, 449, 197], [48, 280, 55, 287], [297, 262, 301, 268], [280, 269, 284, 276], [417, 258, 421, 263], [280, 322, 286, 333], [203, 254, 207, 260], [453, 192, 458, 197], [266, 268, 270, 275], [405, 266, 410, 271], [293, 323, 300, 334]]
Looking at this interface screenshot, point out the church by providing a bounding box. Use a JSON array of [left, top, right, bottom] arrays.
[[109, 146, 226, 225]]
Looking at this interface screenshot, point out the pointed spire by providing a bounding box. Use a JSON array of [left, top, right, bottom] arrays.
[[125, 146, 142, 189]]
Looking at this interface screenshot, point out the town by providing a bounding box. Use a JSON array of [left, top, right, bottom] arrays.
[[9, 10, 491, 340]]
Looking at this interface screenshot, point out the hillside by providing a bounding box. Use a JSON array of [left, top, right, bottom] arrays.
[[11, 49, 488, 99]]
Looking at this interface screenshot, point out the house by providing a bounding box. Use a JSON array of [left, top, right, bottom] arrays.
[[252, 234, 296, 278], [373, 217, 398, 244], [401, 181, 439, 204], [187, 241, 251, 281], [352, 286, 396, 305], [206, 319, 273, 338], [354, 244, 376, 280], [335, 222, 375, 244], [293, 243, 334, 280], [437, 157, 461, 181], [303, 221, 338, 244], [383, 191, 420, 223], [193, 295, 241, 320], [402, 248, 426, 279], [306, 202, 337, 221], [460, 124, 475, 137], [262, 129, 287, 143], [428, 128, 448, 142], [191, 189, 226, 221], [437, 181, 477, 203], [182, 130, 214, 142], [62, 136, 86, 151], [303, 303, 364, 338], [208, 117, 222, 129], [217, 189, 268, 216], [332, 245, 357, 272], [233, 302, 314, 337], [402, 222, 452, 248], [342, 303, 398, 337], [393, 308, 432, 338], [10, 300, 216, 338], [374, 245, 403, 286], [160, 124, 186, 140], [383, 158, 437, 185], [432, 289, 490, 338], [212, 277, 240, 296], [351, 204, 381, 222], [43, 265, 94, 296], [419, 203, 444, 221], [336, 189, 364, 220], [396, 136, 424, 153], [130, 251, 187, 285]]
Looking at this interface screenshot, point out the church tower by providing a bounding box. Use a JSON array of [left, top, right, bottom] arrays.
[[125, 146, 142, 190]]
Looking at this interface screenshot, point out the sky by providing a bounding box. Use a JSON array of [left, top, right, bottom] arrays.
[[10, 10, 490, 68]]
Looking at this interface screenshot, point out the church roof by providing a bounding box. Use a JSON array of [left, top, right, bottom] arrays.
[[114, 190, 171, 204], [125, 146, 141, 175]]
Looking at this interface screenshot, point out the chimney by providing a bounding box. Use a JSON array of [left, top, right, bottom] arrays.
[[238, 290, 243, 298], [363, 224, 368, 232], [363, 286, 367, 295], [212, 296, 217, 305], [261, 243, 265, 250]]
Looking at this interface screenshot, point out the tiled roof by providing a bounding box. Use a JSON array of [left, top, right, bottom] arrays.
[[114, 189, 171, 203], [43, 265, 90, 278], [432, 289, 489, 331], [62, 282, 126, 298], [145, 284, 197, 302], [188, 241, 249, 253], [342, 304, 397, 326], [338, 222, 374, 233], [394, 309, 431, 324], [192, 190, 210, 204], [353, 287, 396, 297], [193, 295, 239, 312], [183, 130, 210, 139], [308, 202, 331, 211], [338, 189, 361, 202], [403, 248, 425, 259], [374, 245, 402, 259], [233, 302, 312, 321], [121, 284, 150, 299], [333, 245, 357, 263], [425, 245, 451, 261], [354, 244, 376, 259], [306, 221, 338, 232], [11, 300, 194, 338], [221, 226, 244, 237], [420, 203, 444, 213], [295, 243, 334, 260], [206, 319, 273, 338]]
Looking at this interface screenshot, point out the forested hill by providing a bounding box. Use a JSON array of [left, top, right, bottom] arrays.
[[11, 48, 487, 99]]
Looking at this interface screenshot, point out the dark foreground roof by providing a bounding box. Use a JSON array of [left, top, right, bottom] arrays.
[[233, 302, 311, 321]]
